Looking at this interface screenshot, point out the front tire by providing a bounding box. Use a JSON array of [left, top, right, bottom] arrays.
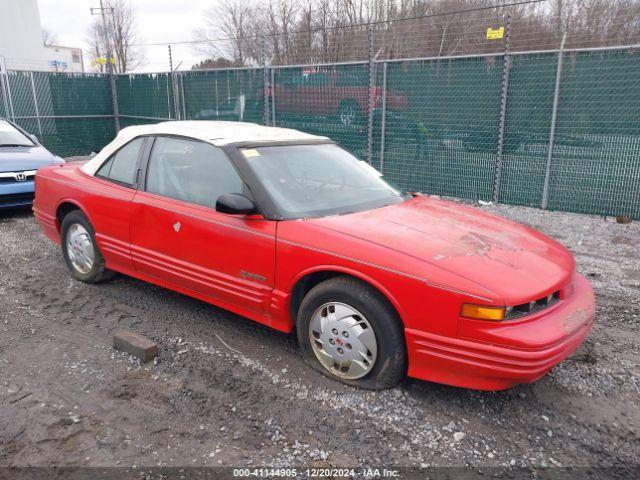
[[60, 210, 114, 283], [296, 276, 407, 390]]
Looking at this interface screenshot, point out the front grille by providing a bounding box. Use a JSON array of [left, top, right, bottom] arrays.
[[0, 192, 35, 205], [505, 291, 560, 320], [0, 171, 37, 184]]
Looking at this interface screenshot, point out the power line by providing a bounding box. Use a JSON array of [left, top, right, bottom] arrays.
[[131, 0, 548, 47]]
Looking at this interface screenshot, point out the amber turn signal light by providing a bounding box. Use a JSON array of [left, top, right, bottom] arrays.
[[460, 304, 505, 321]]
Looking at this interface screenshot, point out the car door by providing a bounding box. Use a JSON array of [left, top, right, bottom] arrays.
[[129, 135, 276, 315], [88, 136, 147, 272]]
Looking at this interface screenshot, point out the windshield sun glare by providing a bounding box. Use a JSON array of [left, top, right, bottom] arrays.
[[243, 143, 407, 219]]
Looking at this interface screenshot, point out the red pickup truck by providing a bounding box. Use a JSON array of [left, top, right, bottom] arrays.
[[267, 69, 409, 126]]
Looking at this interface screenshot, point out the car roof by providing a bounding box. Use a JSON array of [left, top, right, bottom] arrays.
[[81, 121, 329, 176], [123, 121, 327, 146]]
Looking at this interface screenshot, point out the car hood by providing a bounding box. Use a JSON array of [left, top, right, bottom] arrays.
[[309, 196, 574, 304], [0, 145, 59, 172]]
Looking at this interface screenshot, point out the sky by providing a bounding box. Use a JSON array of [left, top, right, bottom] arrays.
[[37, 0, 216, 72]]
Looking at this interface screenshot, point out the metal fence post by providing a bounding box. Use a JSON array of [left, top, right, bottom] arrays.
[[270, 67, 276, 126], [168, 45, 181, 120], [180, 73, 187, 119], [1, 68, 16, 121], [262, 36, 270, 126], [366, 23, 375, 164], [108, 73, 120, 132], [165, 76, 172, 119], [541, 33, 567, 210], [28, 72, 43, 139], [493, 12, 512, 203], [0, 66, 12, 120], [97, 0, 120, 132], [173, 73, 181, 120], [379, 61, 388, 173]]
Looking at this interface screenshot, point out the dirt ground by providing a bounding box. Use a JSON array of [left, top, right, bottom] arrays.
[[0, 200, 639, 476]]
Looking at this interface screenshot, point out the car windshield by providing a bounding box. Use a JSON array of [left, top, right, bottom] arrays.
[[0, 120, 34, 147], [243, 143, 409, 218]]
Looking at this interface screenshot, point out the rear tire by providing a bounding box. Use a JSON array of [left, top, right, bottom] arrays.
[[296, 276, 407, 390], [60, 210, 114, 283]]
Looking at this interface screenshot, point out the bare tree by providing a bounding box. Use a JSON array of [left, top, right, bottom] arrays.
[[87, 0, 143, 73], [42, 28, 58, 47], [194, 0, 640, 67], [192, 57, 242, 69], [194, 0, 262, 65], [87, 22, 107, 73]]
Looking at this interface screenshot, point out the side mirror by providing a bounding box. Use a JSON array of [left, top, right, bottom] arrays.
[[216, 193, 256, 215]]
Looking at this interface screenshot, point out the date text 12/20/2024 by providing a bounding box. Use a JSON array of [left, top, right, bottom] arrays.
[[233, 468, 400, 477]]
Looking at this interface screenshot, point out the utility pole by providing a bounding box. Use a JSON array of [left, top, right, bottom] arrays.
[[91, 1, 120, 132]]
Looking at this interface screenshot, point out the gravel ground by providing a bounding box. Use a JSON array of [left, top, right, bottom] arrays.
[[0, 200, 639, 475]]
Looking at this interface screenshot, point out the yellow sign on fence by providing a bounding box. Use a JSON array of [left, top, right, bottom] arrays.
[[92, 57, 117, 66], [486, 27, 504, 40]]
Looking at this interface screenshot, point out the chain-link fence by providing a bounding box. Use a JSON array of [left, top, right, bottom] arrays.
[[1, 5, 639, 219], [0, 70, 115, 157]]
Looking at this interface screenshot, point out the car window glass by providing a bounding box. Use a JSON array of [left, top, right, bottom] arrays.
[[243, 144, 406, 218], [97, 137, 144, 185], [0, 120, 34, 147], [96, 157, 114, 177], [146, 137, 245, 208]]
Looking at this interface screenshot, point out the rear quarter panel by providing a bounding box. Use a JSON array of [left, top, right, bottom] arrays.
[[34, 164, 135, 271]]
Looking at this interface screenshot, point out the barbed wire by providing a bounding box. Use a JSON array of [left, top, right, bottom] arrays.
[[130, 0, 548, 47]]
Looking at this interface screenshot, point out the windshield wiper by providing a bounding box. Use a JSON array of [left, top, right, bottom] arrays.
[[0, 144, 32, 147]]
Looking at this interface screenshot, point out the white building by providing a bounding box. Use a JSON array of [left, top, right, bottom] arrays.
[[45, 45, 85, 73], [0, 0, 49, 71], [0, 0, 83, 72]]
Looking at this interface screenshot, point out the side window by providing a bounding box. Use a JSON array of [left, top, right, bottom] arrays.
[[96, 137, 144, 186], [146, 137, 245, 208]]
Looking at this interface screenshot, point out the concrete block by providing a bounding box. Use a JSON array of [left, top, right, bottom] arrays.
[[113, 331, 157, 363]]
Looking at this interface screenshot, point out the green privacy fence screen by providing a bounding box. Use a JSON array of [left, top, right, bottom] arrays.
[[1, 45, 639, 218], [546, 49, 640, 216], [271, 63, 371, 160], [381, 55, 503, 201], [115, 69, 265, 127], [0, 70, 115, 157], [116, 72, 175, 127]]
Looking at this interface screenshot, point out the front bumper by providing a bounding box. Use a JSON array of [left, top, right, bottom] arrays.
[[405, 274, 595, 390], [0, 180, 35, 209]]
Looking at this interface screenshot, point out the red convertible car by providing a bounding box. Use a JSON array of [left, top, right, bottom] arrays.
[[33, 121, 595, 391]]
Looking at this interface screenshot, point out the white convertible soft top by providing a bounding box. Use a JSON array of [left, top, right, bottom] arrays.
[[81, 121, 328, 176]]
